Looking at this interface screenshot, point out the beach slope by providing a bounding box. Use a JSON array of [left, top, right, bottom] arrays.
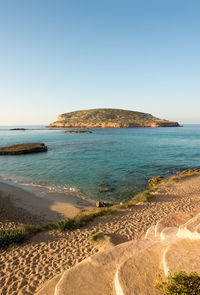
[[1, 174, 200, 294]]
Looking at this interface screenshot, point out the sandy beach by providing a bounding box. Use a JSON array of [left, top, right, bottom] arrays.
[[1, 174, 200, 294], [0, 180, 95, 230]]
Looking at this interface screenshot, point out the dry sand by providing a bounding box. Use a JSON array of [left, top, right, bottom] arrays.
[[1, 175, 200, 294]]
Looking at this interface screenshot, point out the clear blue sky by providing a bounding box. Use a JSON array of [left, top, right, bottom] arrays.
[[0, 0, 200, 125]]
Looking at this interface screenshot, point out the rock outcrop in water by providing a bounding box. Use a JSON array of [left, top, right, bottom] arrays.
[[10, 128, 26, 131], [0, 143, 48, 155], [64, 130, 92, 134], [49, 108, 180, 128]]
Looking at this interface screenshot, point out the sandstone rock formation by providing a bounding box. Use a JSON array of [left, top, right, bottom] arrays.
[[36, 211, 200, 295], [49, 108, 180, 128], [0, 143, 48, 155]]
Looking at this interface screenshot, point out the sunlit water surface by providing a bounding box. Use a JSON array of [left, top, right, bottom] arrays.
[[0, 125, 200, 202]]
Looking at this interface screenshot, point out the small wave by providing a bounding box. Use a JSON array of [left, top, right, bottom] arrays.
[[0, 173, 80, 196], [21, 182, 80, 194], [0, 173, 24, 184]]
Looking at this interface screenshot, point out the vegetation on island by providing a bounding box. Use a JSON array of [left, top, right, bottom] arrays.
[[49, 108, 180, 128], [155, 271, 200, 295]]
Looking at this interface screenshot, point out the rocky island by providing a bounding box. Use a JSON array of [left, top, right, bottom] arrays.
[[0, 143, 48, 155], [10, 128, 26, 131], [49, 108, 180, 128]]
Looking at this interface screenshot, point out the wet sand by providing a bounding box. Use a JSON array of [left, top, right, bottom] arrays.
[[0, 181, 95, 230]]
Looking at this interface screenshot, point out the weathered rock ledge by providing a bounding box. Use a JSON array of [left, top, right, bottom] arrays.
[[36, 210, 200, 295], [49, 108, 180, 128], [0, 143, 48, 155]]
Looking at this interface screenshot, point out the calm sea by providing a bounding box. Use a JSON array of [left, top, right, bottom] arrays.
[[0, 125, 200, 202]]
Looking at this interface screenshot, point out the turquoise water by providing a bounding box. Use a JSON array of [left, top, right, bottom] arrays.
[[0, 125, 200, 202]]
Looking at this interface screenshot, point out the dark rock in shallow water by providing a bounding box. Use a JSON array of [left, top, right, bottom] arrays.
[[96, 201, 113, 208], [0, 143, 48, 155], [10, 128, 26, 131], [64, 130, 92, 134], [98, 183, 109, 186], [99, 187, 113, 193], [98, 183, 114, 193], [96, 201, 106, 208]]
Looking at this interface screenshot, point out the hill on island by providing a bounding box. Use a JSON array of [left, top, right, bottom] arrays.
[[49, 108, 180, 128]]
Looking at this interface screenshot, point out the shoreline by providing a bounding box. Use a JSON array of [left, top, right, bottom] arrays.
[[0, 178, 95, 227], [1, 174, 200, 294]]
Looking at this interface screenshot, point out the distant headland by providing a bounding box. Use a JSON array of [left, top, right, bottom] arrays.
[[49, 108, 180, 128]]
